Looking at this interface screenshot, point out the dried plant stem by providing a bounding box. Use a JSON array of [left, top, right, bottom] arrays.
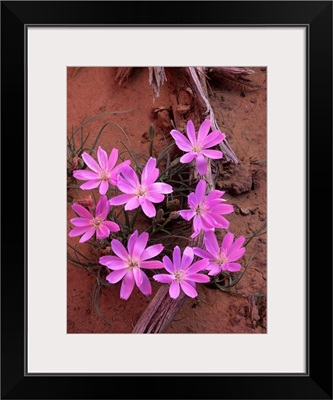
[[186, 67, 238, 164], [132, 285, 186, 333], [132, 232, 205, 334]]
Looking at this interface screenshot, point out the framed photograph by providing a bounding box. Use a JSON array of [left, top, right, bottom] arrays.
[[2, 1, 332, 399]]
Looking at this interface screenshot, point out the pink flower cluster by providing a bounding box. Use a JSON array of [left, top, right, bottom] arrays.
[[69, 148, 173, 242], [68, 119, 246, 301]]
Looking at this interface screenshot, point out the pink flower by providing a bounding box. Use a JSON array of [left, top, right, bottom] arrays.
[[69, 195, 119, 243], [194, 230, 246, 275], [109, 157, 173, 218], [153, 246, 210, 299], [179, 179, 234, 238], [73, 146, 130, 195], [170, 119, 225, 175], [99, 230, 164, 300]]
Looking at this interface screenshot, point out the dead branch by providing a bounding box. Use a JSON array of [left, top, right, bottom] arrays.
[[148, 67, 167, 100], [184, 67, 238, 164]]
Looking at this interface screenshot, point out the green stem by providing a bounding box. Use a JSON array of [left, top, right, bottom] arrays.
[[129, 208, 141, 231], [149, 217, 172, 237], [214, 282, 266, 298]]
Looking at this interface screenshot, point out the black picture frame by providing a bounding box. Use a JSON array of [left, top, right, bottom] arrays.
[[1, 1, 332, 399]]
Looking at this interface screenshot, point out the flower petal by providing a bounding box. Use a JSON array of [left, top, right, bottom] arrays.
[[211, 214, 230, 229], [227, 248, 246, 262], [137, 271, 152, 296], [146, 192, 164, 203], [172, 246, 181, 269], [99, 256, 126, 270], [117, 176, 136, 193], [80, 180, 101, 190], [120, 271, 135, 300], [79, 227, 96, 243], [133, 267, 143, 287], [141, 260, 164, 269], [97, 146, 108, 169], [70, 217, 91, 227], [180, 281, 198, 298], [187, 273, 210, 283], [229, 236, 246, 254], [108, 148, 118, 171], [96, 225, 109, 239], [210, 204, 234, 214], [170, 130, 192, 151], [99, 180, 109, 195], [175, 142, 193, 152], [153, 273, 174, 283], [181, 246, 194, 270], [111, 239, 129, 260], [141, 200, 156, 218], [223, 262, 242, 272], [193, 215, 204, 232], [222, 232, 234, 253], [141, 157, 159, 186], [68, 226, 89, 237], [179, 209, 195, 221], [206, 190, 225, 201], [208, 265, 222, 276], [73, 170, 99, 181], [121, 165, 139, 188], [203, 130, 225, 148], [187, 259, 209, 274], [204, 230, 219, 256], [82, 152, 101, 173], [109, 160, 131, 185], [188, 192, 199, 208], [95, 195, 108, 218], [132, 231, 149, 259], [141, 244, 164, 261], [186, 120, 196, 145], [162, 255, 175, 273], [149, 182, 173, 194], [195, 154, 207, 175], [201, 149, 223, 159], [103, 221, 120, 232], [191, 229, 201, 238], [201, 213, 217, 230], [195, 179, 206, 203], [197, 119, 211, 142], [193, 247, 213, 260], [180, 152, 196, 163], [72, 204, 94, 220], [109, 194, 134, 206], [169, 281, 180, 298], [106, 268, 127, 283], [124, 196, 141, 211], [127, 231, 139, 255]]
